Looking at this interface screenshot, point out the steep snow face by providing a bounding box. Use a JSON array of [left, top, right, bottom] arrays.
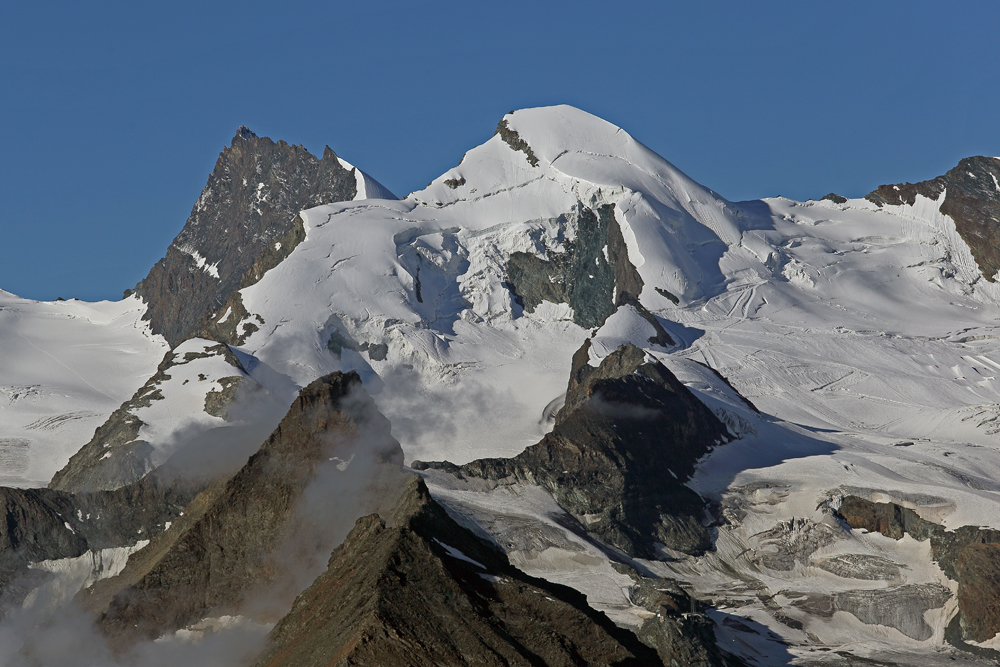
[[227, 106, 746, 464], [0, 293, 166, 485], [422, 105, 743, 308], [336, 156, 397, 201], [235, 200, 589, 464]]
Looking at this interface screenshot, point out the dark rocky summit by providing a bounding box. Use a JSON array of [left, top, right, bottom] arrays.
[[866, 156, 1000, 281], [251, 474, 665, 667], [132, 128, 365, 347], [83, 371, 404, 650], [836, 495, 1000, 644], [417, 343, 729, 558]]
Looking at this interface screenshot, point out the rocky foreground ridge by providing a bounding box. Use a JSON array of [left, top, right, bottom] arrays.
[[253, 475, 666, 667], [4, 370, 737, 665], [0, 362, 741, 664]]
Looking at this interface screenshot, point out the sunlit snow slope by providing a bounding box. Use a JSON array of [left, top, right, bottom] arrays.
[[0, 293, 166, 485]]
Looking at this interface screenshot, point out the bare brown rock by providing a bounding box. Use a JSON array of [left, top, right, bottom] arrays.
[[84, 372, 403, 650], [866, 157, 1000, 281], [957, 543, 1000, 642]]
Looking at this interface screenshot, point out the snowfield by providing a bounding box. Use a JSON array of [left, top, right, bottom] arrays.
[[0, 293, 166, 485]]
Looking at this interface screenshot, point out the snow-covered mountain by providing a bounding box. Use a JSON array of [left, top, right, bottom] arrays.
[[3, 105, 1000, 665], [0, 129, 394, 489]]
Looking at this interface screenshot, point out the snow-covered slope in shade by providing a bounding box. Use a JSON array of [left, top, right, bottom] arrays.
[[0, 293, 166, 485], [336, 156, 397, 201]]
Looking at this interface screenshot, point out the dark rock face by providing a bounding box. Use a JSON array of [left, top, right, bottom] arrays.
[[0, 473, 195, 607], [252, 475, 664, 667], [495, 118, 539, 167], [87, 372, 404, 649], [836, 496, 937, 542], [0, 488, 88, 589], [419, 343, 728, 558], [506, 203, 659, 334], [957, 543, 1000, 643], [133, 130, 362, 347], [821, 193, 848, 204], [866, 156, 1000, 281], [49, 343, 257, 493], [836, 496, 1000, 642], [193, 214, 305, 346], [627, 574, 741, 667]]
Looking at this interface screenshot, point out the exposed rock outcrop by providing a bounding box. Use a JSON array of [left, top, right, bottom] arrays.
[[417, 343, 729, 558], [835, 496, 937, 542], [132, 129, 363, 347], [496, 118, 539, 167], [252, 475, 665, 667], [0, 473, 195, 608], [956, 543, 1000, 643], [505, 203, 656, 333], [627, 574, 743, 666], [866, 156, 1000, 281], [836, 495, 1000, 642]]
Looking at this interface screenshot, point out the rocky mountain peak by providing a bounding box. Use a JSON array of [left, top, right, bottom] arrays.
[[132, 129, 360, 347], [251, 474, 670, 667]]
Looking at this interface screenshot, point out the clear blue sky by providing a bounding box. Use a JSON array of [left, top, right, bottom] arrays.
[[2, 1, 998, 301]]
